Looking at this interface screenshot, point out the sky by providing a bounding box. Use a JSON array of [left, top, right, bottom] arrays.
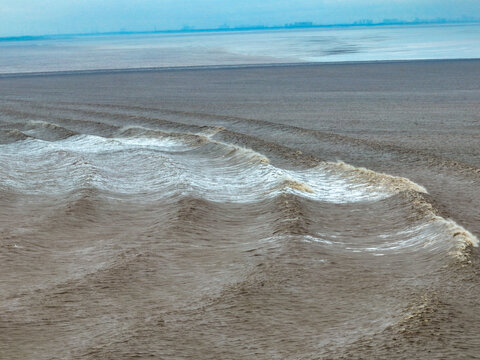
[[1, 0, 479, 37]]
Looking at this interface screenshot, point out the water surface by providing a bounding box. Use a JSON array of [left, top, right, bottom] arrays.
[[1, 23, 479, 74]]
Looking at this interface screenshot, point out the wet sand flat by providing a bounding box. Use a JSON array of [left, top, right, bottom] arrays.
[[1, 60, 480, 359]]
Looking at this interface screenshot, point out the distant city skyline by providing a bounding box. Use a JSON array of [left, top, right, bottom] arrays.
[[2, 17, 479, 41], [1, 0, 480, 37]]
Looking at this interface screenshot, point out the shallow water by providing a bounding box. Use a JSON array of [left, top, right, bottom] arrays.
[[1, 23, 480, 74]]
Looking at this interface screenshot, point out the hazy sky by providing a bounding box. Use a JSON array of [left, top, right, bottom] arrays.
[[1, 0, 479, 37]]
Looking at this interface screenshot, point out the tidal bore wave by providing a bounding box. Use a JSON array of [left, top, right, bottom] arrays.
[[0, 101, 478, 359]]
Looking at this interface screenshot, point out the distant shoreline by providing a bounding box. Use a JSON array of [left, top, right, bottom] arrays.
[[1, 21, 479, 43], [1, 58, 480, 79]]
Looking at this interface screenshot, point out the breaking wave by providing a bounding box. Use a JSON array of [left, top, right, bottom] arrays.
[[1, 100, 478, 359]]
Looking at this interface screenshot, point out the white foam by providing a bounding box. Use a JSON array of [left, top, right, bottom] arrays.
[[0, 134, 392, 203]]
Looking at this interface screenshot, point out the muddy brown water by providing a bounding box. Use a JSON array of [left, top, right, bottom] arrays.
[[1, 60, 480, 359]]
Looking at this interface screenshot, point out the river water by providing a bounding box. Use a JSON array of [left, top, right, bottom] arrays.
[[1, 23, 480, 74]]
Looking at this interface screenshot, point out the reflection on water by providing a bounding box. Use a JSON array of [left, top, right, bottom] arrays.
[[1, 23, 480, 74]]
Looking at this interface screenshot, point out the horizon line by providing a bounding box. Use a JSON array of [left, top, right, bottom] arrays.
[[1, 19, 479, 42]]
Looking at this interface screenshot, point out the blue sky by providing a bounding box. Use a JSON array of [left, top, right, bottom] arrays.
[[1, 0, 479, 37]]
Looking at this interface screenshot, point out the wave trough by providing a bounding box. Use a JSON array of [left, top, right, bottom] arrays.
[[1, 88, 479, 359]]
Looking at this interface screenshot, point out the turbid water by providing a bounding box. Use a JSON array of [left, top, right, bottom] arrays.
[[1, 60, 480, 359]]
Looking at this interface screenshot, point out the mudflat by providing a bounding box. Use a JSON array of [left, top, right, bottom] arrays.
[[1, 59, 480, 359]]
